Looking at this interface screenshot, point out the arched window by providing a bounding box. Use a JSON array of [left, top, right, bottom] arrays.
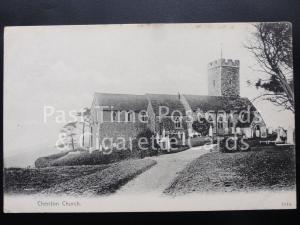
[[208, 115, 214, 129], [228, 115, 234, 128], [254, 125, 261, 137], [112, 111, 118, 122], [140, 111, 148, 122], [127, 111, 134, 122], [218, 116, 223, 129], [208, 115, 213, 123], [174, 117, 182, 129]]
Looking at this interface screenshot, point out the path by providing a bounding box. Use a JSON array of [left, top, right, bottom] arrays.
[[116, 145, 212, 196]]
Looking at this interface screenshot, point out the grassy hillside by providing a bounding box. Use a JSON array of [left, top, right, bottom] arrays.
[[34, 148, 141, 168], [4, 165, 109, 194], [165, 146, 296, 195], [4, 158, 156, 196], [41, 158, 156, 195]]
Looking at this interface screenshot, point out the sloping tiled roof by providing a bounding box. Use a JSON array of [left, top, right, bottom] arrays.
[[93, 92, 256, 122], [93, 93, 148, 112], [183, 94, 256, 112], [146, 94, 186, 116]]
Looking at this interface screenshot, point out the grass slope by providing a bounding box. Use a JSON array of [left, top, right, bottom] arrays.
[[165, 146, 296, 195], [41, 158, 157, 196], [4, 165, 109, 194]]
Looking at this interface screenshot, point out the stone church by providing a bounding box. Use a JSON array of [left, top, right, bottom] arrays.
[[89, 58, 267, 150]]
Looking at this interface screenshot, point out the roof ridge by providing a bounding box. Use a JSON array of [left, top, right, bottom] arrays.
[[145, 93, 178, 96], [94, 92, 144, 96], [183, 94, 249, 99]]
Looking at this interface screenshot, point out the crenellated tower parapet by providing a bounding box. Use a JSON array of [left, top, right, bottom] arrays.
[[207, 58, 240, 97]]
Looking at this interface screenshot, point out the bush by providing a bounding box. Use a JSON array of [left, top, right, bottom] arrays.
[[35, 129, 161, 167], [192, 118, 210, 136], [189, 136, 212, 147], [164, 145, 189, 154], [35, 150, 73, 168], [135, 129, 160, 158], [50, 149, 134, 167]]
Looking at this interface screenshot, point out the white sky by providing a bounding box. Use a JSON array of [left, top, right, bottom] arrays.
[[4, 23, 295, 156]]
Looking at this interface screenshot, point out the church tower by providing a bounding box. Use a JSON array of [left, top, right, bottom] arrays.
[[207, 58, 240, 97]]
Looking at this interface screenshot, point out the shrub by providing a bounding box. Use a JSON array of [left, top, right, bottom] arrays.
[[192, 118, 210, 136], [135, 129, 160, 158], [189, 136, 212, 147], [35, 150, 73, 168], [35, 129, 161, 167], [50, 149, 134, 167]]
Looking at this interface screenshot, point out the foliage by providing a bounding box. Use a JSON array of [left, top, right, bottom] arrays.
[[4, 165, 108, 194], [5, 159, 156, 195], [135, 129, 160, 157], [41, 159, 157, 195], [50, 150, 133, 167], [165, 146, 295, 195], [189, 136, 212, 147], [60, 121, 78, 151], [246, 22, 294, 112], [35, 150, 72, 168], [192, 117, 210, 136]]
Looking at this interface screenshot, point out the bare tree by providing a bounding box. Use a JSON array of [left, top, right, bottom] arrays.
[[61, 121, 78, 151], [246, 22, 294, 112]]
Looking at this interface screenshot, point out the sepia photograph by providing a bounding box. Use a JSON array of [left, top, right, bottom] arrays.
[[3, 22, 296, 212]]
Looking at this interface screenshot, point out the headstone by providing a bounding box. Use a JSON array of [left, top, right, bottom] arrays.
[[182, 132, 186, 145], [244, 128, 252, 138], [96, 137, 99, 150], [232, 127, 236, 134], [275, 129, 282, 142], [162, 129, 166, 137], [209, 125, 213, 137], [268, 127, 273, 134], [156, 133, 160, 142], [255, 129, 260, 138], [188, 128, 193, 137], [287, 128, 294, 144], [261, 127, 267, 138], [166, 136, 170, 151]]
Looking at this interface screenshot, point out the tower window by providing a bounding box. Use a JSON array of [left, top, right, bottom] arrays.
[[213, 80, 216, 87], [229, 78, 233, 85]]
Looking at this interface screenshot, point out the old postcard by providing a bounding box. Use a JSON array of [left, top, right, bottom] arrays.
[[3, 22, 296, 212]]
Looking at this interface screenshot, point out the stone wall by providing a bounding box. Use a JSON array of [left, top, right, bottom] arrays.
[[208, 66, 222, 96], [221, 66, 240, 97], [90, 110, 149, 149], [98, 122, 148, 149]]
